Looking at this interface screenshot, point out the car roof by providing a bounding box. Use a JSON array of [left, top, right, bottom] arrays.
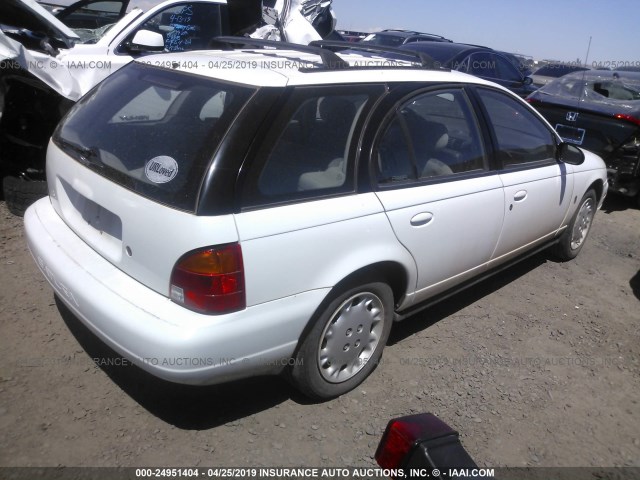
[[532, 64, 589, 76], [133, 47, 500, 89], [399, 42, 490, 64], [369, 29, 452, 42]]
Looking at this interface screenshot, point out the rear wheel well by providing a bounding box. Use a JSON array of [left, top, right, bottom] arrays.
[[330, 262, 409, 310], [289, 262, 409, 360]]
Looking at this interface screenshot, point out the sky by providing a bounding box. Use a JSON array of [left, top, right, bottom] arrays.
[[331, 0, 639, 65]]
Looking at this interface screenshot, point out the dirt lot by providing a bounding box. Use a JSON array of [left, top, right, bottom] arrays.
[[0, 195, 639, 470]]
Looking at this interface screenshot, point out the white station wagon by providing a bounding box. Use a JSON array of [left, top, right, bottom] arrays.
[[25, 40, 608, 399]]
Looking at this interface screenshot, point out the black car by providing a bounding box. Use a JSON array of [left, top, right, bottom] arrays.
[[497, 51, 534, 76], [530, 63, 590, 87], [527, 70, 640, 207], [399, 42, 536, 98], [360, 29, 453, 47]]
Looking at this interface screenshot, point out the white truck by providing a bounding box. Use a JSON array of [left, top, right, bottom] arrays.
[[0, 0, 337, 214]]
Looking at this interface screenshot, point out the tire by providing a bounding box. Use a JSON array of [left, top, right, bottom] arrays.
[[289, 282, 393, 400], [552, 189, 597, 261], [2, 176, 48, 217]]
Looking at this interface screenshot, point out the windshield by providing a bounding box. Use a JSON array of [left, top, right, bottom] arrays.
[[361, 33, 405, 47], [54, 63, 256, 212], [53, 0, 128, 43]]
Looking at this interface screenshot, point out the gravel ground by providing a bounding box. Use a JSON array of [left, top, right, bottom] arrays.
[[0, 195, 639, 470]]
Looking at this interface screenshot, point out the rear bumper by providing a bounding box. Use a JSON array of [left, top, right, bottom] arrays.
[[24, 197, 329, 385]]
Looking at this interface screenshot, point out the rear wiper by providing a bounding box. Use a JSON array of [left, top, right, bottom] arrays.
[[59, 140, 103, 168]]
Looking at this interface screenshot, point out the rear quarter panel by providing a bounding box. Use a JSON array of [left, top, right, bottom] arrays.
[[235, 194, 417, 310]]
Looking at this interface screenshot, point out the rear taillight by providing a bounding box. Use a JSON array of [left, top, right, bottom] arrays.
[[170, 244, 245, 315], [375, 413, 480, 478], [615, 114, 640, 126], [376, 414, 455, 470]]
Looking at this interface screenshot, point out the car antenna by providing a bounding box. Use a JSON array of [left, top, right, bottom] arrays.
[[578, 36, 592, 105]]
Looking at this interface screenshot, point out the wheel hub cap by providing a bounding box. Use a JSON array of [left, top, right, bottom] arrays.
[[318, 292, 384, 383], [570, 198, 595, 251]]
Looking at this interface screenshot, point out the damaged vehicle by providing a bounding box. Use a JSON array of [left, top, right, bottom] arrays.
[[528, 70, 640, 207], [0, 0, 337, 214], [25, 40, 606, 399]]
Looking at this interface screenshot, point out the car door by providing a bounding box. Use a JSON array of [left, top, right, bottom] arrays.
[[474, 87, 574, 265], [373, 87, 505, 303]]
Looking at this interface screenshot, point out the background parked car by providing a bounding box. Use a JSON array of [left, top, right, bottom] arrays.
[[497, 50, 534, 76], [399, 42, 536, 98], [527, 70, 640, 207], [360, 29, 452, 47], [530, 63, 589, 87], [336, 29, 369, 42]]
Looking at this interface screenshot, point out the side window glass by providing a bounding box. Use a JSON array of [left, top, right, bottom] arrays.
[[495, 55, 523, 82], [377, 89, 486, 183], [478, 89, 556, 166], [258, 94, 368, 196], [127, 3, 226, 52], [468, 53, 498, 78], [377, 116, 415, 183]]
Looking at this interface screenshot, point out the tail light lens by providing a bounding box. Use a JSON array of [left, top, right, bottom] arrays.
[[615, 114, 640, 127], [170, 243, 245, 315], [375, 414, 480, 477], [376, 414, 455, 470]]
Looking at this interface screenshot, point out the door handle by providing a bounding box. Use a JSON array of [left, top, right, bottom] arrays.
[[514, 190, 528, 202], [410, 212, 434, 227]]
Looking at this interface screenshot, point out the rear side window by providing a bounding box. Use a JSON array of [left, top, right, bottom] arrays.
[[54, 63, 255, 212], [477, 88, 556, 166], [242, 87, 377, 207]]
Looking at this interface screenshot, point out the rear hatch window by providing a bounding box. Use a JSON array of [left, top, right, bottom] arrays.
[[53, 62, 256, 212]]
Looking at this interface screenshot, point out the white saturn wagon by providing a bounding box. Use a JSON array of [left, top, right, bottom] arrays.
[[25, 39, 608, 399]]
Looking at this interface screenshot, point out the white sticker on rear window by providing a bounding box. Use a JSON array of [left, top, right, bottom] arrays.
[[145, 156, 179, 184]]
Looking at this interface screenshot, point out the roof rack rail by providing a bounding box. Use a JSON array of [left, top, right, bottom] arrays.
[[211, 36, 350, 70], [381, 29, 422, 34], [308, 40, 442, 70], [380, 29, 451, 41]]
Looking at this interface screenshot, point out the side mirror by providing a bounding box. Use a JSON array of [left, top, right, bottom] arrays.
[[558, 142, 585, 165], [523, 76, 533, 86], [127, 30, 164, 54]]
